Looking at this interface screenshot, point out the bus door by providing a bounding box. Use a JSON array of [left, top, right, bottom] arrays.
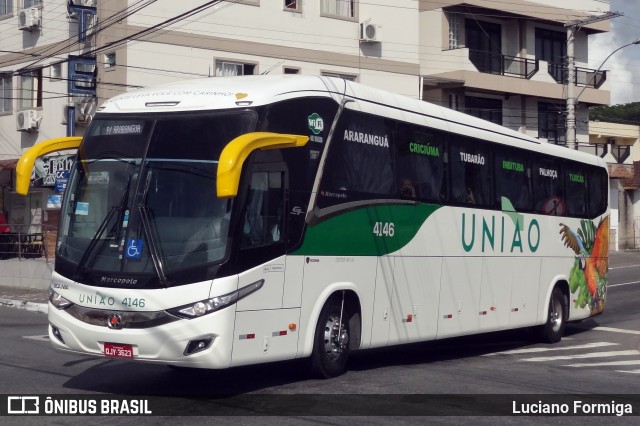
[[232, 163, 301, 365]]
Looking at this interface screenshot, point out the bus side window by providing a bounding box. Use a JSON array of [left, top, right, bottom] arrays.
[[532, 157, 564, 216], [241, 171, 284, 248], [449, 136, 492, 208], [588, 167, 608, 217], [396, 123, 446, 202], [494, 148, 531, 211], [564, 163, 587, 217]]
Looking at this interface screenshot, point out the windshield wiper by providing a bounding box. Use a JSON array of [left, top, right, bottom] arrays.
[[73, 175, 132, 281], [137, 169, 169, 287], [137, 205, 168, 286]]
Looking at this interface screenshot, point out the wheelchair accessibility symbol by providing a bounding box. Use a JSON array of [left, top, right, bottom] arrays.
[[125, 239, 143, 259]]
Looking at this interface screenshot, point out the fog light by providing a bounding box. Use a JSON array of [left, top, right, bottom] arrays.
[[184, 337, 214, 355], [51, 324, 65, 344]]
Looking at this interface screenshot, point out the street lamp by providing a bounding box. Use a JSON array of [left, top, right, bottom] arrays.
[[566, 38, 640, 150]]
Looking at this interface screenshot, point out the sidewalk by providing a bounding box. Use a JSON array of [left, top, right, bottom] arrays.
[[0, 285, 48, 314]]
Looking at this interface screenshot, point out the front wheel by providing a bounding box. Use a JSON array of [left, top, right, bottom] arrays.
[[539, 287, 567, 343], [310, 298, 350, 379]]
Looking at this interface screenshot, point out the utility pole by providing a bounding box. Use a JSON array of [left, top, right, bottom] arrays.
[[565, 11, 622, 150]]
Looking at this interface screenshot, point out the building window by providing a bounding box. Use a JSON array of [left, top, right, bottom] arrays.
[[321, 71, 357, 81], [215, 60, 256, 76], [104, 52, 116, 69], [538, 102, 566, 145], [536, 28, 566, 82], [49, 63, 62, 80], [1, 0, 13, 16], [464, 96, 502, 125], [22, 0, 43, 8], [19, 70, 42, 110], [284, 67, 300, 74], [68, 55, 97, 95], [448, 93, 459, 111], [447, 12, 459, 49], [321, 0, 355, 19], [1, 74, 12, 114], [284, 0, 300, 12]]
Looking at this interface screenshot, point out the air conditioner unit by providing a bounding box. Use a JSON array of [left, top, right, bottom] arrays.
[[16, 110, 40, 132], [360, 22, 382, 43], [18, 7, 41, 31]]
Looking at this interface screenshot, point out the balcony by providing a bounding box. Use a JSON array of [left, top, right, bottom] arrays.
[[468, 49, 538, 79], [547, 63, 606, 88]]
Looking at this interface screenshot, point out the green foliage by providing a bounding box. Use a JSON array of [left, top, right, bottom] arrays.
[[589, 102, 640, 123]]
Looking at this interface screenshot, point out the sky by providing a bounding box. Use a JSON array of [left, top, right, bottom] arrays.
[[589, 0, 640, 104]]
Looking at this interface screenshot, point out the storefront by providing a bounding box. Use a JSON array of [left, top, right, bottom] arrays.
[[0, 154, 73, 260]]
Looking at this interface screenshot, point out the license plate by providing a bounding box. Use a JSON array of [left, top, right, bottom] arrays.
[[104, 342, 134, 359]]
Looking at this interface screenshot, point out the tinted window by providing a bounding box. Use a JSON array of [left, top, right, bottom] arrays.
[[318, 109, 395, 208], [532, 156, 564, 215], [449, 136, 492, 207], [396, 123, 446, 202], [588, 166, 608, 217], [494, 148, 531, 211], [564, 162, 587, 217]]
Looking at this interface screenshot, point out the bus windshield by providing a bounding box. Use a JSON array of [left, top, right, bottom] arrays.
[[57, 111, 257, 287]]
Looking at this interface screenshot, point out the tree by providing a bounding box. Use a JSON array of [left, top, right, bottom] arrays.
[[589, 102, 640, 123]]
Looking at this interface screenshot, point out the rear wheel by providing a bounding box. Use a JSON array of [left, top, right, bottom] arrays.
[[539, 287, 567, 343], [310, 298, 350, 379]]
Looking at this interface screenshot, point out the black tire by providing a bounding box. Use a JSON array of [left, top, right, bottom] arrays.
[[310, 298, 350, 379], [539, 287, 567, 343]]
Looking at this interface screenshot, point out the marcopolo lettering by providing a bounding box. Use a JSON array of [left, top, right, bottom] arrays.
[[344, 130, 389, 147], [101, 276, 138, 285]]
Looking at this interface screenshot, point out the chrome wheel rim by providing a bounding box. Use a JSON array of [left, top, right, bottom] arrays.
[[323, 313, 349, 361]]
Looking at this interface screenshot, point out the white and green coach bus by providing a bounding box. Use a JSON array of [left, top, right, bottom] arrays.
[[16, 76, 609, 378]]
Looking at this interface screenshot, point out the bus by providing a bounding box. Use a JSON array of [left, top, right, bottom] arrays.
[[16, 75, 609, 378]]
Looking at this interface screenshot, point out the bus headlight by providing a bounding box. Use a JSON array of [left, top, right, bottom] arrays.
[[49, 289, 74, 310], [167, 279, 264, 319]]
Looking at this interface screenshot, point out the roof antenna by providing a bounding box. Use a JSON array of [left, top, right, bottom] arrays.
[[261, 60, 285, 75]]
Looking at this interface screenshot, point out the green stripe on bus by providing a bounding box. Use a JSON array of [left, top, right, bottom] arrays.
[[293, 204, 442, 256]]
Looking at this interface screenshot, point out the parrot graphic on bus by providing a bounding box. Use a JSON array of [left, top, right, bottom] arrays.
[[558, 216, 609, 315]]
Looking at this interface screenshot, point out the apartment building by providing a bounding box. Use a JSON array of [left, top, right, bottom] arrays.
[[0, 0, 613, 235], [589, 120, 640, 250]]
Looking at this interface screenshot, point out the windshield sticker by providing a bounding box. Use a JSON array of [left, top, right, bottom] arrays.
[[75, 202, 89, 216], [308, 113, 324, 135], [410, 142, 439, 157], [459, 152, 485, 165], [344, 130, 389, 148], [125, 239, 143, 259], [539, 168, 558, 179], [104, 124, 143, 135], [87, 172, 110, 184]]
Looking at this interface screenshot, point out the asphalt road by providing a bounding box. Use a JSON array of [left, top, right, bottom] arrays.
[[1, 251, 639, 424]]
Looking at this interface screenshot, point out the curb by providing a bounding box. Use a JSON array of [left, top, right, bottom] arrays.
[[0, 298, 48, 314]]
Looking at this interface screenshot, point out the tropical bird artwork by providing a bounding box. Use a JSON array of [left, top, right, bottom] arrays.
[[558, 217, 609, 315]]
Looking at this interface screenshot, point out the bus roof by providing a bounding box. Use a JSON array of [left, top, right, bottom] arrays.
[[98, 75, 605, 168]]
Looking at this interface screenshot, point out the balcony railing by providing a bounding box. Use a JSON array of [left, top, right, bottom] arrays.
[[468, 50, 538, 79], [547, 63, 607, 88]]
